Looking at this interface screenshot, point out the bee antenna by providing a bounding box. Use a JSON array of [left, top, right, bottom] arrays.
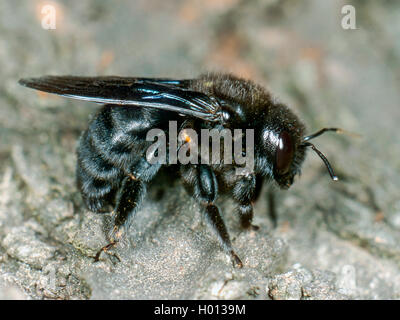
[[303, 127, 360, 142], [303, 128, 342, 142], [302, 142, 338, 181]]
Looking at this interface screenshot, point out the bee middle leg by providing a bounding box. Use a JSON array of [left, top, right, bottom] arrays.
[[181, 164, 243, 268], [203, 203, 243, 268]]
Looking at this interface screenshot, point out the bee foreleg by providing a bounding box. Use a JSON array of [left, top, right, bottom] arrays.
[[233, 174, 259, 230], [267, 189, 277, 228]]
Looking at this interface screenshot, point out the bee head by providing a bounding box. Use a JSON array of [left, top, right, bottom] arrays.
[[272, 127, 341, 189], [256, 103, 340, 189]]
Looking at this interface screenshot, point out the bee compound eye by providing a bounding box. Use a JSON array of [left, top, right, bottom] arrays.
[[275, 131, 294, 175]]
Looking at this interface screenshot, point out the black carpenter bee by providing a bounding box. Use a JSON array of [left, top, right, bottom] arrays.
[[19, 73, 342, 268]]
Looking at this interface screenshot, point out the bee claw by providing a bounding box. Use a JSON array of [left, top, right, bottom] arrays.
[[231, 251, 243, 268], [241, 221, 260, 231], [250, 224, 260, 231], [94, 241, 120, 262]]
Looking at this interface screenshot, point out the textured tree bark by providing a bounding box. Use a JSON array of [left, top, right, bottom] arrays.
[[0, 1, 399, 299]]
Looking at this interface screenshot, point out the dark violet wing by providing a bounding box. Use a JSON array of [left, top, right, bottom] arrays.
[[131, 77, 192, 89], [18, 75, 221, 122]]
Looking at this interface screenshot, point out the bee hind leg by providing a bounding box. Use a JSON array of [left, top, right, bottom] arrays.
[[95, 175, 147, 262]]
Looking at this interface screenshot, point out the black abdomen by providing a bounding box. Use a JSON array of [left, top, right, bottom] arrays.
[[76, 104, 169, 213]]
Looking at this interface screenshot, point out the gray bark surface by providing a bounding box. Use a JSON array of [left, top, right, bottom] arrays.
[[0, 1, 399, 299]]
